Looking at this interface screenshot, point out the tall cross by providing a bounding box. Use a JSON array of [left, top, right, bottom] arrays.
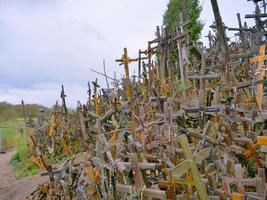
[[115, 48, 139, 100], [211, 0, 230, 62], [227, 13, 252, 50], [250, 45, 267, 111], [176, 6, 190, 99]]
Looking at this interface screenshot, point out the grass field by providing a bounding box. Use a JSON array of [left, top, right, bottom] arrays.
[[0, 118, 40, 177], [0, 118, 25, 150]]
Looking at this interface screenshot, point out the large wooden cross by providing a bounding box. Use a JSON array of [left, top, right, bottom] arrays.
[[249, 45, 267, 111], [116, 48, 139, 100], [170, 134, 209, 200]]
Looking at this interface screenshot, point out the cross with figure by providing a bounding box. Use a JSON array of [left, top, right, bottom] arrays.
[[115, 48, 139, 100]]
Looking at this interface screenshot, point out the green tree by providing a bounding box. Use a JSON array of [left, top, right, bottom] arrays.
[[164, 0, 203, 43]]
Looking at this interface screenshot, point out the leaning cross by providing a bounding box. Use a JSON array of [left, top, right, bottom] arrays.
[[249, 45, 267, 111], [170, 134, 209, 200], [116, 48, 139, 100]]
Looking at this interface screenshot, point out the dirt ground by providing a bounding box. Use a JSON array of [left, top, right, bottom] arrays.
[[0, 149, 48, 200]]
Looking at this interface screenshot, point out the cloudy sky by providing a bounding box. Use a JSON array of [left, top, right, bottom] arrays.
[[0, 0, 257, 107]]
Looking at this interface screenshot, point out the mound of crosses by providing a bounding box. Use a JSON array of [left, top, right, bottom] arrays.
[[23, 0, 267, 199]]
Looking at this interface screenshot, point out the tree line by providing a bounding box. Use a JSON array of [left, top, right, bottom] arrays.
[[0, 101, 51, 121]]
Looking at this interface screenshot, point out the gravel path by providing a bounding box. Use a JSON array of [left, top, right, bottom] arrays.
[[0, 149, 48, 200]]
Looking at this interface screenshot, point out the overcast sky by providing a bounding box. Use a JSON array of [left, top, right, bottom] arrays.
[[0, 0, 257, 107]]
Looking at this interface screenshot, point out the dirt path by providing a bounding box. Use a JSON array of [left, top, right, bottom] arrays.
[[0, 150, 48, 200]]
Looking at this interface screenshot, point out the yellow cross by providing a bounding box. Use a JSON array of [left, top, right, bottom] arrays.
[[250, 45, 267, 111], [116, 48, 139, 100]]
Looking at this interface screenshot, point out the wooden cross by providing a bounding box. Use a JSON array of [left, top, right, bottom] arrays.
[[116, 48, 139, 100], [170, 134, 209, 200], [222, 176, 265, 199], [211, 0, 230, 62], [187, 53, 220, 107], [211, 0, 233, 85], [227, 13, 250, 50], [249, 45, 267, 111], [245, 3, 267, 33]]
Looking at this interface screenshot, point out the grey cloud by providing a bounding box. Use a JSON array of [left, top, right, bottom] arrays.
[[0, 0, 255, 107]]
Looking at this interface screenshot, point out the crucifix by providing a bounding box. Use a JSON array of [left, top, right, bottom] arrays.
[[249, 44, 267, 111], [116, 48, 139, 100], [159, 19, 168, 96], [138, 49, 148, 83], [146, 26, 161, 87], [176, 7, 189, 99], [205, 31, 214, 49], [147, 42, 153, 86], [60, 85, 68, 117]]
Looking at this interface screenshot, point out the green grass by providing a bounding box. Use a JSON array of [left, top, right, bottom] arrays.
[[10, 133, 40, 178], [0, 118, 40, 178], [0, 118, 25, 150]]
